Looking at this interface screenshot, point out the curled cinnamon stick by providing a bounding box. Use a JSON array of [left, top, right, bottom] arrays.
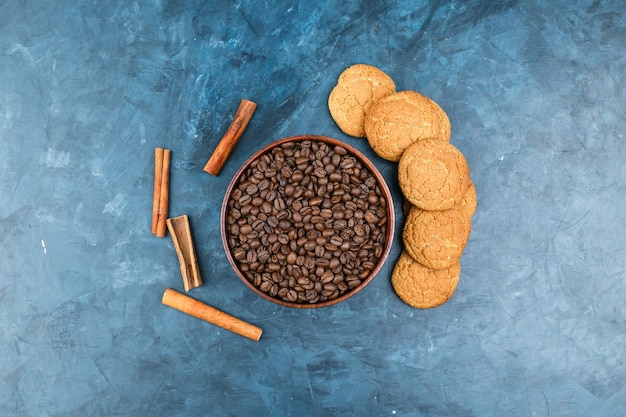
[[155, 148, 171, 238], [151, 148, 164, 234], [203, 99, 257, 176], [166, 215, 202, 292], [162, 288, 263, 341]]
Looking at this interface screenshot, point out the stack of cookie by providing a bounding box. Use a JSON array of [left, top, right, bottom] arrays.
[[328, 64, 476, 309]]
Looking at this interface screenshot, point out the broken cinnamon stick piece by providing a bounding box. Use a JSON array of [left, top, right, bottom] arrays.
[[162, 288, 263, 341], [155, 148, 171, 237], [166, 215, 202, 292], [203, 99, 257, 176], [151, 147, 164, 234]]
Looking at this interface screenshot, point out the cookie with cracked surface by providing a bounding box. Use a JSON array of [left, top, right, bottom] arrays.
[[398, 139, 470, 211], [404, 180, 475, 219], [402, 204, 471, 270], [391, 251, 461, 308], [328, 64, 396, 138], [364, 90, 451, 162]]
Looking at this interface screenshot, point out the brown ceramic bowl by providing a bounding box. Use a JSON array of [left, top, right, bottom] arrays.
[[221, 135, 395, 308]]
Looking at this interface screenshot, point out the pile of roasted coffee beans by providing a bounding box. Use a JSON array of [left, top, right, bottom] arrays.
[[225, 139, 389, 305]]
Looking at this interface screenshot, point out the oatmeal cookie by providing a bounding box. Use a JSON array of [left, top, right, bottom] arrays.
[[398, 139, 470, 211], [364, 90, 451, 162], [328, 64, 396, 138], [402, 205, 471, 270], [391, 251, 461, 308]]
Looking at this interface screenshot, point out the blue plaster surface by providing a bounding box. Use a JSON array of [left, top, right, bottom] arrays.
[[1, 1, 625, 416]]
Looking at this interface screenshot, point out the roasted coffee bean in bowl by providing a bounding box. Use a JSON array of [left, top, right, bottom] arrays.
[[221, 135, 395, 308]]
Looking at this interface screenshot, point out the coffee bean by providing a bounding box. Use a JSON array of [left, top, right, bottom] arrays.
[[364, 211, 379, 224], [286, 290, 298, 302], [304, 256, 316, 270], [239, 223, 253, 235], [259, 281, 272, 293], [347, 279, 362, 289], [274, 150, 286, 162], [270, 283, 279, 296], [306, 289, 319, 301], [257, 179, 270, 191], [274, 198, 286, 210], [329, 235, 343, 247], [333, 219, 347, 229], [265, 190, 277, 202], [251, 219, 264, 231], [257, 250, 270, 263], [233, 247, 245, 261], [340, 158, 355, 170], [325, 243, 339, 251], [278, 220, 291, 230], [280, 166, 293, 179], [267, 216, 279, 228], [245, 183, 259, 195], [311, 215, 325, 224], [344, 201, 356, 211], [286, 251, 297, 265], [291, 171, 304, 183], [238, 194, 252, 206], [284, 184, 295, 196], [316, 257, 330, 267], [314, 166, 326, 178]]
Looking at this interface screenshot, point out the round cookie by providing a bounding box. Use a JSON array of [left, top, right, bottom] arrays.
[[328, 64, 396, 138], [364, 90, 451, 162], [404, 181, 476, 220], [402, 205, 471, 270], [398, 139, 470, 211], [459, 180, 477, 218], [391, 251, 461, 308]]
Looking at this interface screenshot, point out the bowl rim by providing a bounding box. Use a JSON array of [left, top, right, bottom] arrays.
[[220, 134, 395, 308]]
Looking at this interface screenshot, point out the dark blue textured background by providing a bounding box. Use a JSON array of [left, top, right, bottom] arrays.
[[1, 1, 625, 416]]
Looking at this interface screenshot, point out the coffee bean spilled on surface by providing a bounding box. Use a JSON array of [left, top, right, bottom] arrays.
[[226, 140, 388, 304]]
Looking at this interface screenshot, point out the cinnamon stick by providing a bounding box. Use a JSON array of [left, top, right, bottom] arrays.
[[155, 148, 171, 237], [151, 147, 164, 234], [161, 288, 263, 341], [166, 215, 202, 292], [203, 99, 257, 176]]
